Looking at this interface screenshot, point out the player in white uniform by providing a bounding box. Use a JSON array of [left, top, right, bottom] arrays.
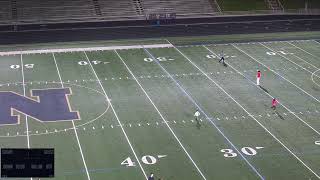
[[194, 109, 200, 121]]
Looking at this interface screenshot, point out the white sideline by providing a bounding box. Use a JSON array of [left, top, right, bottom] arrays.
[[115, 50, 207, 180], [0, 44, 173, 56], [166, 40, 320, 179], [52, 52, 91, 180]]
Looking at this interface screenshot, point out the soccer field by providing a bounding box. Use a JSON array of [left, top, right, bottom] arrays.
[[0, 38, 320, 180]]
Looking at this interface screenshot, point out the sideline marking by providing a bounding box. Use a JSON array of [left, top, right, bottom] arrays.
[[0, 44, 173, 56]]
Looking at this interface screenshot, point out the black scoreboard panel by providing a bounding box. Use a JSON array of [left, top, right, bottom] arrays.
[[1, 148, 54, 178]]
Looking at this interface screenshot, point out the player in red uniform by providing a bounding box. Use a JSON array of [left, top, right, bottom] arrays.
[[271, 98, 278, 110], [256, 70, 261, 86]]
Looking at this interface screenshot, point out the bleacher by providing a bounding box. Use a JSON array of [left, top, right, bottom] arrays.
[[0, 0, 12, 22], [142, 0, 217, 15], [0, 0, 318, 25], [16, 0, 96, 22], [0, 0, 219, 24], [98, 0, 142, 19]]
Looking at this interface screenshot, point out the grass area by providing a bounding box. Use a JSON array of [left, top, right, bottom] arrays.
[[0, 37, 320, 179], [280, 0, 320, 9], [216, 0, 268, 11]]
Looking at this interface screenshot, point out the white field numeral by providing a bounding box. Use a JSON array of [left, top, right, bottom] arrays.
[[121, 157, 135, 167], [221, 146, 263, 158], [220, 149, 237, 157], [266, 51, 293, 56], [10, 64, 34, 69], [121, 155, 167, 167], [206, 54, 217, 59], [78, 60, 106, 65], [144, 57, 174, 62]]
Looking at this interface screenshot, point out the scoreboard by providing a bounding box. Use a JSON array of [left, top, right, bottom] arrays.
[[1, 148, 54, 178]]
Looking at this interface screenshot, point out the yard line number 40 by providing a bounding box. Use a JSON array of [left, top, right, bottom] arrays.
[[121, 155, 167, 167]]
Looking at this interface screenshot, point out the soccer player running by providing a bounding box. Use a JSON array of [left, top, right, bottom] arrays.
[[194, 109, 200, 121], [219, 55, 225, 64], [148, 173, 155, 180], [271, 98, 278, 110], [256, 70, 261, 86]]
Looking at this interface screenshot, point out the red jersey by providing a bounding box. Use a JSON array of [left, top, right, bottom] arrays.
[[272, 99, 278, 106], [257, 71, 261, 78]]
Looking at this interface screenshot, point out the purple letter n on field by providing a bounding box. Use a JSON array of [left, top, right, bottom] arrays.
[[0, 88, 79, 125]]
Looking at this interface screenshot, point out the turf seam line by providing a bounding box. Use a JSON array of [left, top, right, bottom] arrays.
[[145, 43, 264, 179], [52, 52, 92, 180], [84, 51, 148, 179], [115, 49, 207, 180], [207, 45, 320, 178]]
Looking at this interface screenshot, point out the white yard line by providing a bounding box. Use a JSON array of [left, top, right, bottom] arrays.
[[313, 40, 320, 46], [52, 52, 91, 180], [203, 45, 320, 136], [287, 41, 320, 62], [115, 50, 207, 180], [233, 44, 320, 104], [166, 40, 320, 179], [143, 46, 265, 180], [20, 54, 32, 180], [83, 51, 148, 179], [260, 43, 320, 79], [20, 54, 30, 149]]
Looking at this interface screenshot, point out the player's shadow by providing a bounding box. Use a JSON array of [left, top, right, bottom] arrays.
[[274, 111, 284, 120], [259, 85, 269, 93], [196, 119, 201, 129], [223, 62, 228, 67]]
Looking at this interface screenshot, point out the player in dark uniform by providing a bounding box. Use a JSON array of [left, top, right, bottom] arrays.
[[148, 173, 155, 180], [219, 56, 225, 64]]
